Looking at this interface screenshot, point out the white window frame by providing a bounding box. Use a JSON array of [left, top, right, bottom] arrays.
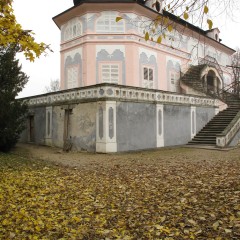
[[169, 70, 180, 92], [96, 12, 124, 33], [100, 63, 120, 84], [143, 66, 154, 89], [63, 18, 82, 42]]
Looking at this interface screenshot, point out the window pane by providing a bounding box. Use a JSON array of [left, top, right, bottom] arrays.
[[143, 67, 154, 88], [149, 69, 153, 81], [101, 64, 119, 84], [96, 12, 124, 33], [144, 68, 148, 80]]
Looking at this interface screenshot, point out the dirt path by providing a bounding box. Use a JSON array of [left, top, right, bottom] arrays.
[[15, 143, 240, 170]]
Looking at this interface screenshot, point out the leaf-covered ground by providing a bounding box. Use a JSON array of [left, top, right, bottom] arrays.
[[0, 145, 240, 239]]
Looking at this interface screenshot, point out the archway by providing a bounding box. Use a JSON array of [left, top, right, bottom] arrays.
[[202, 69, 222, 94], [207, 70, 215, 90]]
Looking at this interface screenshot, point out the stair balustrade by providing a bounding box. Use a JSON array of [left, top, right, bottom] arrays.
[[216, 111, 240, 147]]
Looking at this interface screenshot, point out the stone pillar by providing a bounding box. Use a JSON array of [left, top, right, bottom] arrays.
[[204, 74, 208, 92], [96, 101, 117, 153], [213, 76, 218, 93]]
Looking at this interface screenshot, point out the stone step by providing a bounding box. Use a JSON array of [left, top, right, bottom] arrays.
[[189, 138, 216, 143], [193, 137, 216, 141], [188, 140, 216, 145], [208, 120, 234, 123], [198, 131, 222, 134], [197, 130, 222, 133], [204, 124, 229, 127], [215, 115, 237, 118]]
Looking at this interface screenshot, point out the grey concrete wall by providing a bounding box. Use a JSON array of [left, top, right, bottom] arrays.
[[116, 102, 156, 151], [19, 107, 46, 144], [69, 102, 97, 152], [20, 99, 217, 152], [52, 106, 65, 148], [34, 107, 46, 144], [51, 103, 97, 152], [20, 103, 97, 152], [196, 107, 215, 132], [164, 105, 191, 146]]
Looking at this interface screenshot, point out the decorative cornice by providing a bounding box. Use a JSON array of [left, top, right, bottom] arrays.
[[24, 84, 219, 108]]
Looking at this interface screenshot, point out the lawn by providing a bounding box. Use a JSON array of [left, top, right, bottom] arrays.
[[0, 146, 240, 239]]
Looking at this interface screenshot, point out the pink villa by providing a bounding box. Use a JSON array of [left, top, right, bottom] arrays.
[[20, 0, 240, 152]]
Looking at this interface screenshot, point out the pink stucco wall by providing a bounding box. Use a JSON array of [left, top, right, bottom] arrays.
[[56, 2, 235, 92]]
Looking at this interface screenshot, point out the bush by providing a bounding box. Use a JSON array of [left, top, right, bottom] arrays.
[[0, 46, 28, 152]]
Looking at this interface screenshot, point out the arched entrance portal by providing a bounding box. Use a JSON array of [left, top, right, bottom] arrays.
[[207, 70, 215, 88], [202, 69, 222, 94]]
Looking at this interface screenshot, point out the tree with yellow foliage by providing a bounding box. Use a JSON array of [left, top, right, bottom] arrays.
[[0, 0, 50, 61]]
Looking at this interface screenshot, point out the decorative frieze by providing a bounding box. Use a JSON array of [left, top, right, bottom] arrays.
[[27, 84, 219, 108], [60, 33, 190, 59]]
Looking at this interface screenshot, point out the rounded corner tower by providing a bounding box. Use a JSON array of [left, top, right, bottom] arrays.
[[55, 0, 158, 91]]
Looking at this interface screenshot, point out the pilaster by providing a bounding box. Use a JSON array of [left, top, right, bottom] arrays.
[[96, 101, 117, 153]]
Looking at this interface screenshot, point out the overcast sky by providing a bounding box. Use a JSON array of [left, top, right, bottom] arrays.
[[14, 0, 240, 98]]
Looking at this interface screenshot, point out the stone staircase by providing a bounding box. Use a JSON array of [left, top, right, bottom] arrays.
[[188, 100, 240, 146], [181, 62, 240, 147], [181, 65, 207, 93]]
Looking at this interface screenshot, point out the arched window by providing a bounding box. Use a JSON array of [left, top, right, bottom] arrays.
[[96, 12, 124, 33], [143, 66, 154, 89], [63, 18, 82, 41], [64, 53, 82, 89]]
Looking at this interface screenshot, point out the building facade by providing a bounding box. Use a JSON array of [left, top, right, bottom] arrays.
[[53, 0, 234, 93], [20, 0, 240, 152]]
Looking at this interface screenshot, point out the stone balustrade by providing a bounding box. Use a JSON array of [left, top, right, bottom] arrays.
[[216, 112, 240, 147], [25, 84, 219, 108]]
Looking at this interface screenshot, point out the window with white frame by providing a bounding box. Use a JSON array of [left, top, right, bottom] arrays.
[[170, 71, 180, 92], [67, 66, 78, 89], [171, 72, 180, 84], [96, 12, 124, 33], [143, 67, 154, 89], [63, 18, 82, 41], [101, 64, 119, 84]]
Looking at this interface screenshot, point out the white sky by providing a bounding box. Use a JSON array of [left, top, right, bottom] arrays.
[[14, 0, 240, 98]]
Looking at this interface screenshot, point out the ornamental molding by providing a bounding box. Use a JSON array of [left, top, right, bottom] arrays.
[[25, 84, 219, 108], [60, 33, 190, 59]]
